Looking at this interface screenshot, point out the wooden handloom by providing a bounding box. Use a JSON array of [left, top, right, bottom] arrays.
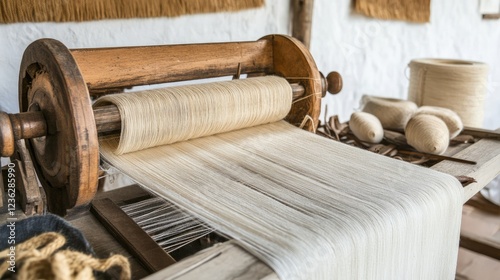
[[0, 34, 343, 276], [0, 34, 342, 216], [0, 34, 499, 279]]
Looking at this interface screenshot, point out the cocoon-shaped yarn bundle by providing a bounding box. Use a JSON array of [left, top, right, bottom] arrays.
[[361, 95, 418, 130], [413, 106, 463, 139], [405, 114, 449, 155], [349, 112, 384, 143]]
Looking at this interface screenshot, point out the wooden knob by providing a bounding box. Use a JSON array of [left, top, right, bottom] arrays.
[[326, 71, 343, 95], [0, 112, 15, 157], [0, 111, 48, 157]]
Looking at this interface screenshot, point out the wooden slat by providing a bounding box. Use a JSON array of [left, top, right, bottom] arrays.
[[145, 242, 277, 280], [71, 40, 273, 90], [465, 194, 500, 215], [460, 231, 500, 261], [90, 198, 176, 273], [430, 128, 500, 203], [456, 247, 500, 280], [462, 127, 500, 140], [67, 184, 155, 278]]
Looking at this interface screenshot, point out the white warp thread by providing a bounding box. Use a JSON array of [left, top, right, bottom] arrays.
[[97, 78, 464, 280]]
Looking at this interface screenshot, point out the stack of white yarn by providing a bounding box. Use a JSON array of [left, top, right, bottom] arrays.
[[408, 59, 488, 127], [349, 95, 463, 155]]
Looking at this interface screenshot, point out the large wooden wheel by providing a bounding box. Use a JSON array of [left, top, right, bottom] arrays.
[[19, 39, 99, 215]]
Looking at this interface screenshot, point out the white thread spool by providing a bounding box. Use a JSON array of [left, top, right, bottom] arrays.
[[405, 114, 449, 155], [361, 95, 417, 130], [349, 112, 384, 143], [413, 106, 463, 139], [408, 59, 489, 127]]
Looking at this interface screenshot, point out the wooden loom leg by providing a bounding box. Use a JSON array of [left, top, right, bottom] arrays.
[[11, 139, 44, 215], [145, 242, 278, 280]]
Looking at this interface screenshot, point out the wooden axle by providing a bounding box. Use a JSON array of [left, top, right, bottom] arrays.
[[0, 76, 341, 157]]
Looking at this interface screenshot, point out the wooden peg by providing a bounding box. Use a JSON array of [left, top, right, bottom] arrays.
[[0, 112, 15, 157], [326, 71, 343, 95], [0, 111, 47, 157], [232, 63, 242, 80]]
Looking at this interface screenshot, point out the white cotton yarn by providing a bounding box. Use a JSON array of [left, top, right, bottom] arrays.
[[349, 112, 384, 143], [359, 93, 461, 152], [100, 121, 463, 280], [405, 114, 450, 155], [413, 106, 463, 139], [408, 59, 489, 127], [361, 95, 418, 130], [94, 76, 292, 155], [97, 78, 463, 280]]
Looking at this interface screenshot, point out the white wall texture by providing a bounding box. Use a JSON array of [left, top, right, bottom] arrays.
[[0, 1, 291, 113], [0, 0, 498, 129], [0, 0, 498, 126], [313, 1, 500, 129]]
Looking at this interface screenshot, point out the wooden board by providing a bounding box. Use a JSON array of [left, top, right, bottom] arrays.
[[457, 203, 500, 279], [144, 242, 277, 280], [66, 185, 153, 278], [431, 129, 500, 202], [456, 248, 500, 280], [90, 198, 176, 272], [71, 41, 273, 91]]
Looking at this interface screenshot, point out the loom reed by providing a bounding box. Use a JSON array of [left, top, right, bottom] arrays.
[[121, 197, 215, 254]]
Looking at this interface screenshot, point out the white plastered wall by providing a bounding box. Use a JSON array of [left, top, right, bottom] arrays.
[[0, 0, 498, 161], [0, 1, 291, 113], [312, 1, 500, 129]]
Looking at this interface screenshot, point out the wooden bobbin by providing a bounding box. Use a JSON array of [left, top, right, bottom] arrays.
[[0, 35, 343, 215]]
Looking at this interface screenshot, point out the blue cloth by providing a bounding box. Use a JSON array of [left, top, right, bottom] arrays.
[[0, 213, 93, 255]]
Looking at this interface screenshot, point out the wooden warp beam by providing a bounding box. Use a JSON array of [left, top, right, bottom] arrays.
[[0, 0, 265, 23], [354, 0, 431, 23]]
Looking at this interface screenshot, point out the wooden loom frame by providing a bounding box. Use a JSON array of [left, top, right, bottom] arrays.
[[0, 32, 498, 278], [0, 34, 342, 215]]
